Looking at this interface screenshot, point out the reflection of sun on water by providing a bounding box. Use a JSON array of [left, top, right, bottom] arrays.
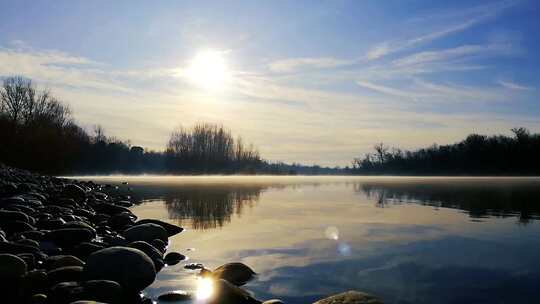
[[186, 50, 231, 91], [196, 277, 214, 301]]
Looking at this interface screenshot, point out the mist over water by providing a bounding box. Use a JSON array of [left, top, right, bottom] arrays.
[[83, 176, 540, 304]]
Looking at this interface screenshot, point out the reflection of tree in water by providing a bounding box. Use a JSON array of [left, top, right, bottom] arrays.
[[163, 186, 264, 230], [358, 180, 540, 224]]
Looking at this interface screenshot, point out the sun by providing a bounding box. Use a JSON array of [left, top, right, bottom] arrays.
[[186, 50, 230, 90]]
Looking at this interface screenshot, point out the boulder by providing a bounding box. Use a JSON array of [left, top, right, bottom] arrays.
[[45, 255, 85, 271], [212, 262, 257, 286], [47, 266, 84, 286], [82, 280, 123, 303], [158, 290, 191, 302], [127, 241, 164, 271], [164, 252, 186, 266], [136, 219, 184, 237], [83, 246, 156, 292], [45, 228, 96, 247], [210, 279, 261, 304], [123, 223, 168, 243]]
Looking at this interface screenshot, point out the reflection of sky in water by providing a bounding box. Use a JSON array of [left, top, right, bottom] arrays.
[[95, 176, 540, 304]]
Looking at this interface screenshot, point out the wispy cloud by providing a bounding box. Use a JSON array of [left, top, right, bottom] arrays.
[[268, 57, 353, 73], [498, 80, 534, 91], [364, 0, 517, 60]]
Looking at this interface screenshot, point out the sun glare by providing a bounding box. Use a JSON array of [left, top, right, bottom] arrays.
[[186, 50, 230, 90], [195, 277, 214, 301]]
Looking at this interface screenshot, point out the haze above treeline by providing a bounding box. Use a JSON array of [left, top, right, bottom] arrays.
[[1, 77, 539, 176]]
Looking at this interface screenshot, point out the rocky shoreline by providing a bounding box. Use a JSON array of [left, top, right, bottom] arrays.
[[0, 164, 383, 304]]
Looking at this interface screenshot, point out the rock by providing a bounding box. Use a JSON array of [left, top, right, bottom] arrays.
[[313, 291, 384, 304], [185, 263, 204, 270], [212, 262, 257, 286], [83, 246, 156, 292], [0, 253, 27, 279], [158, 290, 192, 302], [21, 270, 48, 296], [47, 266, 84, 286], [128, 241, 164, 271], [29, 293, 48, 304], [0, 220, 35, 234], [164, 252, 186, 265], [136, 219, 184, 237], [50, 281, 85, 304], [45, 228, 96, 247], [263, 300, 285, 304], [17, 253, 36, 269], [0, 210, 30, 223], [82, 280, 123, 303], [45, 255, 85, 271], [70, 300, 108, 304], [18, 230, 45, 241], [123, 223, 168, 243], [151, 238, 167, 253], [63, 184, 87, 201], [210, 279, 261, 304], [16, 238, 39, 248]]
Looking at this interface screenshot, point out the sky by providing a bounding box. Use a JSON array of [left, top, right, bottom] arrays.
[[0, 0, 539, 166]]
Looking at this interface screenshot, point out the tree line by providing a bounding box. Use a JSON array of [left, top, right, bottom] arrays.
[[352, 128, 540, 175], [0, 76, 263, 174]]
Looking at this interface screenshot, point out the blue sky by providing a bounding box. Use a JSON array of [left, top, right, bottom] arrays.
[[0, 0, 539, 166]]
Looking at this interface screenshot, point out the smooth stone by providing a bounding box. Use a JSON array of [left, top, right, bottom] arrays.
[[21, 270, 48, 296], [45, 228, 96, 247], [313, 291, 384, 304], [0, 210, 30, 223], [16, 238, 39, 248], [18, 230, 45, 241], [164, 252, 186, 266], [29, 293, 48, 304], [45, 255, 85, 271], [123, 223, 168, 243], [184, 263, 204, 270], [17, 253, 36, 269], [263, 300, 285, 304], [50, 282, 85, 304], [63, 184, 87, 201], [136, 219, 184, 237], [82, 280, 123, 303], [128, 241, 164, 271], [83, 246, 156, 292], [0, 220, 35, 234], [47, 266, 84, 286], [151, 238, 167, 254], [70, 301, 107, 304], [0, 253, 27, 279], [158, 290, 191, 302], [212, 262, 256, 286], [210, 279, 261, 304]]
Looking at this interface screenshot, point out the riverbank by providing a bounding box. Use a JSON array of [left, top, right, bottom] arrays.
[[0, 164, 383, 304]]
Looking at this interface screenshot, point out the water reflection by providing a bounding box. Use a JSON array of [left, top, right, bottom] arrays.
[[358, 179, 540, 224]]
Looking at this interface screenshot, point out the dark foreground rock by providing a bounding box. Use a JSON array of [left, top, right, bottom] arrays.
[[0, 164, 184, 303], [313, 291, 384, 304]]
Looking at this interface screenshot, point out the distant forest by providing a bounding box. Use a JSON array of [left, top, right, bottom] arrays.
[[352, 128, 540, 175], [0, 76, 338, 175], [2, 76, 538, 176]]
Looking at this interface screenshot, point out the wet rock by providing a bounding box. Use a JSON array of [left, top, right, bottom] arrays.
[[263, 300, 285, 304], [63, 184, 87, 201], [185, 263, 204, 270], [29, 293, 48, 304], [210, 279, 261, 304], [164, 251, 186, 265], [0, 210, 30, 223], [158, 290, 192, 302], [72, 242, 105, 260], [45, 228, 96, 247], [0, 220, 35, 234], [313, 291, 384, 304], [136, 219, 184, 237], [83, 246, 156, 292], [82, 280, 123, 303], [0, 253, 27, 280], [45, 255, 85, 271], [21, 270, 48, 296], [17, 253, 36, 269], [123, 223, 168, 243], [212, 262, 257, 286], [50, 281, 85, 304], [18, 230, 45, 241], [128, 241, 164, 271], [47, 266, 84, 286], [151, 238, 167, 253]]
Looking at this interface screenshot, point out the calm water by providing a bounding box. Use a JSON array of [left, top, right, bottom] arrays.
[[82, 176, 540, 304]]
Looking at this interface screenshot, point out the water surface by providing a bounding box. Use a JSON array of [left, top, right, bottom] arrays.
[[83, 176, 540, 304]]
